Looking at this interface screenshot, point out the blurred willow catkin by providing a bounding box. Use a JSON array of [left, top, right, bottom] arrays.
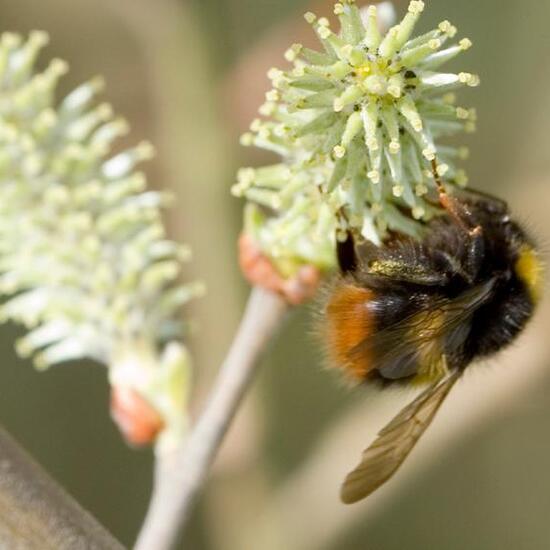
[[0, 31, 203, 447]]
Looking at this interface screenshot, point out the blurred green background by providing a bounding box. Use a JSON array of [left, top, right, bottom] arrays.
[[0, 0, 549, 548]]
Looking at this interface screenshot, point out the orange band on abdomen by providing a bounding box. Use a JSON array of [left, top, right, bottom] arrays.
[[325, 284, 376, 382]]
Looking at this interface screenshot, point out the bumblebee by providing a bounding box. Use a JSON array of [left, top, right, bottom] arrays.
[[323, 161, 543, 504]]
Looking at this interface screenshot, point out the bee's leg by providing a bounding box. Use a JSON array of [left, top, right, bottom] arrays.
[[431, 159, 484, 282], [463, 226, 485, 283], [337, 231, 358, 275]]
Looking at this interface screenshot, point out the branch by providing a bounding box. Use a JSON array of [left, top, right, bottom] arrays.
[[135, 287, 288, 550], [0, 425, 124, 549]]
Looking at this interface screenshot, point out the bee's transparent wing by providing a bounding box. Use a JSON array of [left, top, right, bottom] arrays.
[[349, 278, 496, 381], [341, 371, 460, 504]]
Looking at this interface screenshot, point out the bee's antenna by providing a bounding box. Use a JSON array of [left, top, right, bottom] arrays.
[[430, 158, 446, 196], [430, 156, 478, 236], [430, 156, 455, 213]]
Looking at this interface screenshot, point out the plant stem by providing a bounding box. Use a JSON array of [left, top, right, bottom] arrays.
[[135, 287, 288, 550], [0, 425, 124, 549]]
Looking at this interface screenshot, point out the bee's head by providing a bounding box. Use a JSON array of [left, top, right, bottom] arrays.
[[465, 196, 543, 304]]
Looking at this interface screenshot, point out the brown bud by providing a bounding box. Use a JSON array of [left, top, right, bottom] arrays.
[[238, 233, 321, 305], [110, 386, 164, 446]]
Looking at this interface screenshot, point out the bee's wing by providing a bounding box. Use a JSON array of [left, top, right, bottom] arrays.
[[349, 278, 497, 381], [341, 371, 460, 504]]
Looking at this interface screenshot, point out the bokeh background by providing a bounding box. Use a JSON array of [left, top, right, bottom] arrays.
[[0, 0, 549, 548]]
